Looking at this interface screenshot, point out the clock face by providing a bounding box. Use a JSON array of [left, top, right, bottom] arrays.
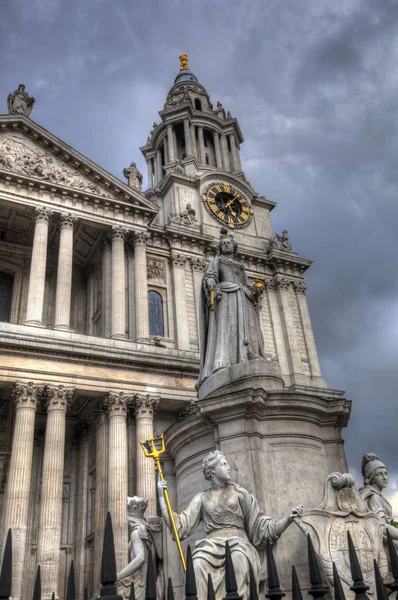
[[202, 182, 253, 228]]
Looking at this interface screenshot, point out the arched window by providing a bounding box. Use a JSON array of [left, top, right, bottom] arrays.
[[0, 272, 14, 323], [148, 291, 164, 336], [194, 98, 202, 111]]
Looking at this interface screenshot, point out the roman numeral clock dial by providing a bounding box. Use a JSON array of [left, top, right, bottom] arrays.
[[202, 182, 253, 228]]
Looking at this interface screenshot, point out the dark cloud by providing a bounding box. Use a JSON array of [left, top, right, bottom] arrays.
[[1, 0, 398, 507]]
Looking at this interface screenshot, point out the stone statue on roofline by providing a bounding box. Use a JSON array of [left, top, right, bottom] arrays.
[[117, 496, 164, 600], [7, 84, 35, 117], [158, 450, 303, 599], [123, 162, 143, 191]]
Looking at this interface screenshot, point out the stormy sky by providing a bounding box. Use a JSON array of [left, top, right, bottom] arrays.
[[1, 0, 398, 509]]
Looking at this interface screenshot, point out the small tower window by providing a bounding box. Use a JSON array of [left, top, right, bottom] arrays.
[[148, 291, 164, 337], [0, 272, 14, 322], [195, 98, 202, 111], [205, 156, 209, 165]]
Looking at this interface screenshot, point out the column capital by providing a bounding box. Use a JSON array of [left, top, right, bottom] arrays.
[[59, 211, 78, 229], [110, 225, 128, 241], [34, 206, 53, 223], [104, 391, 132, 417], [293, 280, 307, 295], [133, 230, 150, 247], [273, 277, 293, 292], [44, 384, 74, 411], [191, 256, 207, 272], [170, 252, 187, 269], [12, 381, 43, 409], [132, 394, 160, 418]]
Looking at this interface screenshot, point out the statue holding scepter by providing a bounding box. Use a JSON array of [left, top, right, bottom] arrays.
[[157, 450, 303, 599]]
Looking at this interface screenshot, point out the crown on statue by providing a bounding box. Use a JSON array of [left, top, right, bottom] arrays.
[[127, 496, 148, 517], [220, 226, 234, 240]]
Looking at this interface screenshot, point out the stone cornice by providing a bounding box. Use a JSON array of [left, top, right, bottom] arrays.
[[0, 115, 157, 213]]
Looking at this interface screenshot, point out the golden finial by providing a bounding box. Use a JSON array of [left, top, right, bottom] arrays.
[[179, 53, 189, 70]]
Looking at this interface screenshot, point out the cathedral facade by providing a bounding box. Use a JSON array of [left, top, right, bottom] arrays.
[[0, 57, 350, 600]]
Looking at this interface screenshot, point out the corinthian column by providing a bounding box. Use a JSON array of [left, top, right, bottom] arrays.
[[93, 408, 108, 597], [213, 132, 222, 169], [221, 134, 231, 172], [25, 207, 52, 327], [54, 212, 78, 331], [275, 278, 302, 379], [170, 253, 190, 350], [104, 392, 129, 573], [229, 133, 239, 172], [110, 226, 127, 339], [132, 394, 160, 515], [197, 126, 206, 164], [133, 231, 150, 341], [101, 238, 112, 338], [167, 124, 175, 162], [294, 281, 325, 384], [37, 385, 74, 599], [191, 257, 206, 335], [146, 158, 154, 189], [183, 119, 192, 156], [3, 382, 42, 600]]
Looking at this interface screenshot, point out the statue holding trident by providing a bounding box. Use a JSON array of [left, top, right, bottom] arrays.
[[156, 449, 303, 599]]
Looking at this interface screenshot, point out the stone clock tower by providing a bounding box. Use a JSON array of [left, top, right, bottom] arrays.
[[141, 55, 351, 592]]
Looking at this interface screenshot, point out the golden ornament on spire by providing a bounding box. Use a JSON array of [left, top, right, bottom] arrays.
[[179, 53, 189, 70]]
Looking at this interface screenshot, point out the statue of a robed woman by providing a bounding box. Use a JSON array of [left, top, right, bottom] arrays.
[[158, 450, 303, 599], [197, 228, 266, 389]]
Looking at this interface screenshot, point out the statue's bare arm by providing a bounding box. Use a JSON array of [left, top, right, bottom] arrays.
[[275, 505, 304, 537], [116, 529, 146, 581]]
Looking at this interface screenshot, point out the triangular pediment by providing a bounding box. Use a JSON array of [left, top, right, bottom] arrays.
[[0, 114, 157, 213]]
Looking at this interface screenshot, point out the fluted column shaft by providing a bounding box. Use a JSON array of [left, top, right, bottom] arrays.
[[276, 279, 302, 377], [164, 138, 169, 164], [229, 133, 239, 171], [102, 239, 112, 338], [183, 119, 192, 156], [133, 231, 149, 341], [213, 132, 222, 169], [146, 159, 154, 189], [167, 124, 175, 162], [191, 258, 206, 337], [110, 226, 127, 339], [26, 207, 52, 326], [190, 125, 197, 159], [221, 134, 231, 171], [197, 126, 206, 164], [104, 392, 129, 573], [75, 424, 89, 600], [133, 395, 160, 515], [294, 282, 323, 380], [93, 410, 108, 596], [54, 213, 77, 330], [171, 253, 190, 350], [37, 385, 74, 599], [3, 382, 41, 600], [156, 150, 163, 184]]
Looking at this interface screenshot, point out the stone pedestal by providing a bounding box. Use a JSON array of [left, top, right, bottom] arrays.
[[37, 385, 74, 599], [166, 378, 350, 593], [3, 382, 41, 600], [132, 394, 160, 515]]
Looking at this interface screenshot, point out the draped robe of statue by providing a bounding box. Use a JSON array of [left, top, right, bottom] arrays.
[[359, 485, 394, 526], [172, 482, 279, 598], [197, 252, 266, 387]]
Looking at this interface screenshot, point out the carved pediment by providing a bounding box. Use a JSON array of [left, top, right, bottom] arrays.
[[0, 132, 111, 197]]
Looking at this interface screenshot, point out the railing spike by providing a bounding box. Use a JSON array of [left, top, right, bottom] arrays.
[[99, 512, 122, 600], [307, 535, 328, 599], [249, 567, 259, 600], [347, 531, 370, 600], [84, 588, 88, 600], [51, 592, 55, 600], [0, 529, 12, 600], [66, 560, 75, 600], [265, 542, 285, 600], [185, 545, 197, 600], [374, 560, 388, 600], [129, 581, 136, 600], [224, 541, 242, 600], [292, 566, 303, 600], [32, 565, 41, 600], [144, 551, 156, 600], [207, 574, 215, 600], [167, 577, 175, 600], [333, 563, 346, 600]]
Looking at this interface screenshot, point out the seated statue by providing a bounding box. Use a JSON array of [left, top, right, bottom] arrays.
[[359, 453, 398, 543], [158, 450, 303, 599], [117, 496, 164, 600]]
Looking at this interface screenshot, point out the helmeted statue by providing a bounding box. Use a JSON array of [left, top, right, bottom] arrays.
[[123, 162, 143, 191], [197, 228, 265, 389], [7, 84, 35, 117], [359, 453, 398, 543], [117, 496, 164, 600], [158, 450, 303, 599]]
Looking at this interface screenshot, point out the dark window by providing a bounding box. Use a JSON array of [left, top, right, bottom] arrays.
[[148, 291, 164, 336], [0, 272, 13, 322], [205, 155, 209, 165], [194, 98, 202, 111]]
